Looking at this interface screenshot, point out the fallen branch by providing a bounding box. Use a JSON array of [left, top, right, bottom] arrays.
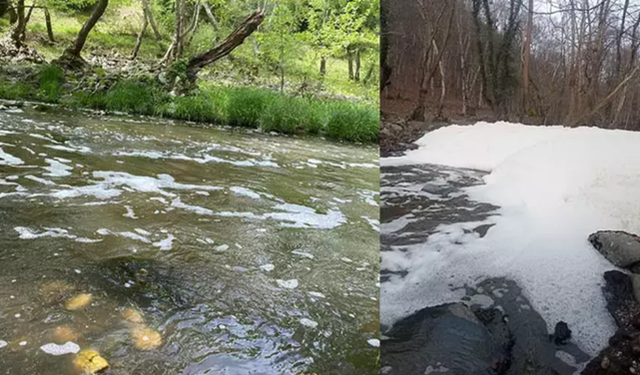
[[185, 9, 265, 83]]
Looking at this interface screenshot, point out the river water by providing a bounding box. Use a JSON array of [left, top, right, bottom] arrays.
[[0, 106, 380, 375]]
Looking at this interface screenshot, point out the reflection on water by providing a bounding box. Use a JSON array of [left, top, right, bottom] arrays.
[[0, 106, 379, 375]]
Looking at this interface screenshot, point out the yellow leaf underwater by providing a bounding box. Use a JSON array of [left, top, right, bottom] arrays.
[[122, 308, 144, 324]]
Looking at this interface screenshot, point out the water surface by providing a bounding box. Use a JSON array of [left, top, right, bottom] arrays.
[[0, 106, 380, 375]]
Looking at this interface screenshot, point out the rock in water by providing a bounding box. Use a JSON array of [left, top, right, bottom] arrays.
[[52, 326, 82, 343], [588, 231, 640, 268], [73, 350, 109, 374], [380, 302, 503, 375], [122, 307, 144, 324], [551, 321, 572, 345], [65, 293, 92, 310], [130, 326, 162, 350], [582, 271, 640, 375]]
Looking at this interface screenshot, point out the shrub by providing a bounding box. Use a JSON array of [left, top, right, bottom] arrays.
[[38, 65, 64, 102], [326, 102, 379, 143], [226, 88, 274, 127], [105, 80, 167, 114]]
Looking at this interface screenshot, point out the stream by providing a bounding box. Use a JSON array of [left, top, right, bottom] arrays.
[[0, 105, 380, 375]]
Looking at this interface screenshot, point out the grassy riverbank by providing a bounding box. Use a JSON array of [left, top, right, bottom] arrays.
[[0, 64, 378, 143]]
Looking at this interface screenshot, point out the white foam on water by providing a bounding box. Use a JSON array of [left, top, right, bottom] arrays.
[[40, 342, 80, 355], [230, 186, 261, 200], [113, 150, 279, 168], [292, 250, 314, 259], [260, 264, 275, 272], [0, 147, 23, 165], [0, 341, 7, 349], [276, 279, 299, 289], [123, 205, 137, 219], [24, 175, 56, 185], [14, 227, 97, 243], [300, 318, 318, 328], [367, 339, 380, 347], [45, 144, 91, 154], [308, 291, 326, 298], [361, 216, 380, 232], [171, 198, 346, 229], [380, 122, 640, 355], [214, 244, 229, 252], [153, 234, 174, 250], [44, 158, 73, 177]]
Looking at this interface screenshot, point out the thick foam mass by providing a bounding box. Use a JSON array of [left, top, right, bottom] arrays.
[[381, 122, 640, 355]]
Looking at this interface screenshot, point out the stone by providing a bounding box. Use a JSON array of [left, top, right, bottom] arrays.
[[131, 326, 162, 350], [65, 293, 92, 310], [122, 308, 144, 324], [40, 281, 75, 304], [588, 230, 640, 268], [52, 326, 82, 344], [551, 321, 572, 345], [73, 350, 109, 374]]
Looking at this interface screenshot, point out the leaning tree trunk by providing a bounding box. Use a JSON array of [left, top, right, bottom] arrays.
[[10, 0, 25, 48], [44, 7, 54, 42], [60, 0, 109, 64], [185, 9, 265, 83], [354, 48, 361, 82], [131, 4, 148, 59], [143, 0, 161, 40]]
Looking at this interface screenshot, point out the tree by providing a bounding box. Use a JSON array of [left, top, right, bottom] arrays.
[[185, 9, 265, 83], [59, 0, 110, 65]]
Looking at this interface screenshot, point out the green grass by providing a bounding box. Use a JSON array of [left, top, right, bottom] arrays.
[[105, 80, 168, 114], [226, 88, 275, 127], [38, 65, 65, 102], [0, 64, 378, 143], [326, 102, 379, 143]]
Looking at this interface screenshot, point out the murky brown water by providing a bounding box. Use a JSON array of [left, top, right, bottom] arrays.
[[0, 105, 379, 375]]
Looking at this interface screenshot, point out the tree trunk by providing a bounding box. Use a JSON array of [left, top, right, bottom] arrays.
[[320, 55, 326, 76], [522, 0, 533, 112], [347, 48, 354, 80], [143, 0, 161, 40], [44, 7, 54, 42], [10, 0, 25, 48], [202, 1, 218, 31], [185, 9, 265, 83], [61, 0, 109, 61], [354, 48, 361, 82], [19, 0, 35, 41], [131, 5, 148, 59], [433, 39, 446, 119]]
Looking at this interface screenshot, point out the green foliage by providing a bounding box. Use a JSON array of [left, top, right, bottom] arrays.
[[326, 101, 378, 142], [105, 80, 168, 114], [37, 65, 65, 103], [160, 90, 226, 123], [0, 81, 33, 101], [226, 88, 274, 127]]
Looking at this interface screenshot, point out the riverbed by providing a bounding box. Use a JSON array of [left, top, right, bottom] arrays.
[[0, 105, 380, 375]]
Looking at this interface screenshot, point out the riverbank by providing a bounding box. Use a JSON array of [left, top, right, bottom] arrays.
[[0, 62, 379, 143]]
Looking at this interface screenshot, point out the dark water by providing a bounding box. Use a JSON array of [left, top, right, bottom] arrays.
[[0, 106, 380, 375]]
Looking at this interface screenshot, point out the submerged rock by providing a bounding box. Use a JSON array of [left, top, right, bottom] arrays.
[[52, 326, 82, 344], [73, 349, 109, 374], [380, 302, 503, 375], [122, 307, 144, 324], [39, 280, 75, 304], [588, 231, 640, 268], [130, 326, 162, 350], [65, 293, 93, 310]]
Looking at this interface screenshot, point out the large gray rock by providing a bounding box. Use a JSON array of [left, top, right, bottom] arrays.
[[588, 230, 640, 268], [380, 302, 503, 375]]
